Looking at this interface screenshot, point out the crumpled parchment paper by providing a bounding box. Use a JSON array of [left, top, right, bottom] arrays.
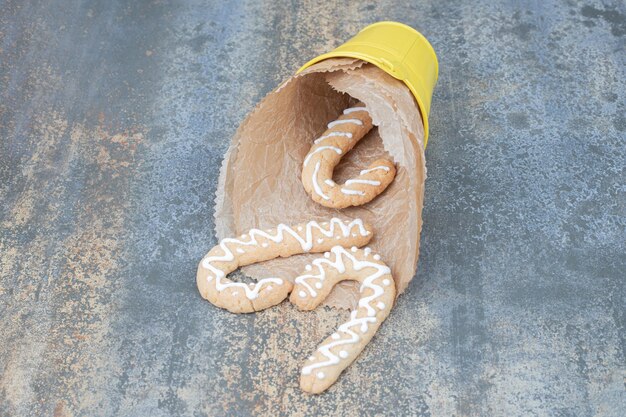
[[214, 58, 426, 309]]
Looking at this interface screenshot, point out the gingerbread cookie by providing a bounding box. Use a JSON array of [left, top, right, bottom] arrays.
[[290, 246, 396, 394], [301, 103, 397, 209], [197, 218, 373, 313]]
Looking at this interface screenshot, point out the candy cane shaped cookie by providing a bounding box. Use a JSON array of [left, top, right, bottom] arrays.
[[197, 218, 373, 313], [301, 103, 396, 209], [290, 246, 396, 393]]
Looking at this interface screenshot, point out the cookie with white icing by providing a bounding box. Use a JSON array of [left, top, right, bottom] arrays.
[[290, 246, 396, 394], [197, 218, 373, 313], [301, 103, 397, 209]]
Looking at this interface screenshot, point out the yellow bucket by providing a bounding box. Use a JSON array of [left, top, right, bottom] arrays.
[[298, 21, 439, 146]]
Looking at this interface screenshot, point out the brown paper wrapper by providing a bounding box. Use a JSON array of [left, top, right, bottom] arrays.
[[214, 58, 426, 309]]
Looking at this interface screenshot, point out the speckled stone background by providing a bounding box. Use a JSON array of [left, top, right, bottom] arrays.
[[1, 0, 624, 416]]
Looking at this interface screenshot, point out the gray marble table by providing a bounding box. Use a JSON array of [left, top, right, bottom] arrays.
[[1, 0, 624, 416]]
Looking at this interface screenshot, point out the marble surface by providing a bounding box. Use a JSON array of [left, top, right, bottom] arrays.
[[1, 0, 624, 415]]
